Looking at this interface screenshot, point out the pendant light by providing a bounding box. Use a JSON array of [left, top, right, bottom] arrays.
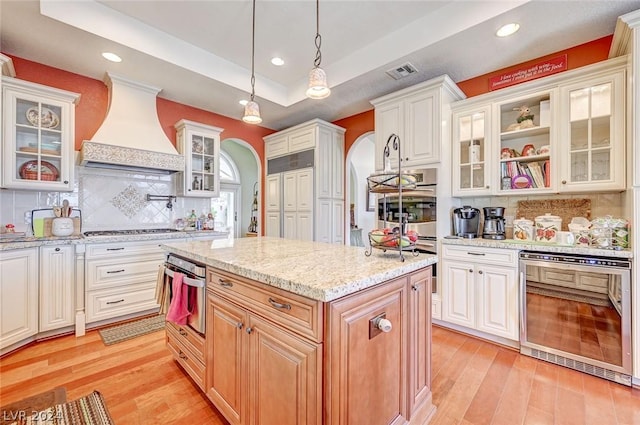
[[242, 0, 262, 124], [306, 0, 330, 99]]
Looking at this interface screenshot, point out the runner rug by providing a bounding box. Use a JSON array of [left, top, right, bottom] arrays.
[[2, 391, 114, 425], [98, 314, 165, 346]]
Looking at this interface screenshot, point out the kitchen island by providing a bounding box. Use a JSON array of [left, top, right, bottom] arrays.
[[161, 236, 438, 425]]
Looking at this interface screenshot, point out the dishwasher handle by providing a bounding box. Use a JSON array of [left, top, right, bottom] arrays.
[[165, 267, 206, 288]]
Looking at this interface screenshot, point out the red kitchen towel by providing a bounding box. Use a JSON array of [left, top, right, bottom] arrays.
[[166, 272, 191, 325]]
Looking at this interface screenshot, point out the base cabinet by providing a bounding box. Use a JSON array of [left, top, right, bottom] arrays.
[[441, 245, 519, 342], [206, 269, 322, 425], [204, 265, 434, 425], [0, 248, 38, 352], [39, 245, 75, 332]]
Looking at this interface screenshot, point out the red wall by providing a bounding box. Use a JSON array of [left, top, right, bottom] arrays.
[[7, 55, 273, 156]]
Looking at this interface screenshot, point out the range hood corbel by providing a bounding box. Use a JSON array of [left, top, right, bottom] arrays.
[[79, 73, 184, 173]]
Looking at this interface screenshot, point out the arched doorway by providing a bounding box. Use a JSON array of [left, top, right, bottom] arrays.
[[345, 132, 376, 246], [219, 138, 261, 237]]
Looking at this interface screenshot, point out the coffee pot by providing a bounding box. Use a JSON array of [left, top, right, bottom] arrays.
[[452, 206, 481, 238], [482, 207, 506, 240]]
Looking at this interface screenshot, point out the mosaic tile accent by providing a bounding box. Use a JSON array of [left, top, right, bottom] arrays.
[[79, 141, 184, 172], [110, 184, 147, 218]]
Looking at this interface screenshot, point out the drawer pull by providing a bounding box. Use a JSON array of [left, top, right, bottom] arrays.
[[268, 298, 291, 310], [106, 299, 125, 305], [106, 247, 125, 251], [178, 350, 188, 360], [179, 328, 188, 337], [107, 269, 125, 274], [218, 278, 233, 288], [467, 252, 485, 256]]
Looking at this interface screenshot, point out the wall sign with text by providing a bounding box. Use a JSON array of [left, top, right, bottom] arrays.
[[489, 54, 568, 91]]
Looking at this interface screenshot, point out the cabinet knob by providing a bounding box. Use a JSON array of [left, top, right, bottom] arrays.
[[63, 180, 69, 184], [486, 185, 490, 189], [375, 318, 393, 333], [187, 188, 191, 191], [246, 327, 253, 334], [237, 322, 243, 329], [55, 247, 60, 252], [469, 269, 473, 273], [411, 284, 419, 291], [562, 180, 567, 184], [478, 270, 483, 275]]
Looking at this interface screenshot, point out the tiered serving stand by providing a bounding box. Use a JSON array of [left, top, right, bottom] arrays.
[[365, 134, 419, 261]]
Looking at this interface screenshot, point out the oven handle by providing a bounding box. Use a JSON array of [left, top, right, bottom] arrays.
[[165, 268, 206, 288], [519, 270, 526, 343]]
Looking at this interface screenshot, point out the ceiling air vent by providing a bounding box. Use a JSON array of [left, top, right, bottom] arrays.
[[386, 62, 418, 80]]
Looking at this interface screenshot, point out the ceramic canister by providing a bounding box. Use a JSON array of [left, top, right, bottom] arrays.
[[52, 217, 74, 237], [513, 218, 534, 241], [534, 213, 562, 243]]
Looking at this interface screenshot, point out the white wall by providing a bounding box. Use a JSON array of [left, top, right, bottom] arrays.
[[348, 134, 376, 246]]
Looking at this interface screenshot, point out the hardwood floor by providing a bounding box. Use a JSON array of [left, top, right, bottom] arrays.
[[1, 325, 639, 424]]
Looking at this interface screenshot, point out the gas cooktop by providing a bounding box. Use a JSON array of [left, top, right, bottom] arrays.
[[83, 228, 180, 237]]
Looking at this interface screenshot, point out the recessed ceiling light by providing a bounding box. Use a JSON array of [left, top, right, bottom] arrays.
[[102, 52, 122, 62], [239, 99, 248, 106], [496, 23, 520, 37], [271, 57, 285, 66]]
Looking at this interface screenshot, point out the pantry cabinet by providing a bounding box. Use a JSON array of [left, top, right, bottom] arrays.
[[0, 248, 38, 353], [1, 77, 80, 191], [175, 119, 223, 198], [39, 245, 75, 332], [440, 245, 519, 342], [451, 56, 628, 197], [263, 119, 345, 244], [371, 75, 464, 171]]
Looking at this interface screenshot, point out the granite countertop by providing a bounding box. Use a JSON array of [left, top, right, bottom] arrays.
[[0, 230, 229, 251], [161, 237, 438, 302], [441, 237, 633, 258]]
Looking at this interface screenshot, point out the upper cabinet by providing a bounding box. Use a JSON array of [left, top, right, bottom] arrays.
[[451, 56, 628, 197], [371, 75, 465, 171], [558, 71, 625, 192], [175, 119, 223, 198], [1, 77, 80, 191]]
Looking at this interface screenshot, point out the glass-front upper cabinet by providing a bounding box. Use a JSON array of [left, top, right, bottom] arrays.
[[1, 77, 79, 191], [452, 105, 491, 196], [175, 119, 223, 198], [495, 90, 554, 195], [558, 70, 625, 192]]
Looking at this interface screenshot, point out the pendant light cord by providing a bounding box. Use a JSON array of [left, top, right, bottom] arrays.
[[250, 0, 257, 101], [313, 0, 322, 68]]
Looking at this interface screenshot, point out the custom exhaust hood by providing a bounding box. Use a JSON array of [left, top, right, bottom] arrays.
[[79, 73, 184, 174]]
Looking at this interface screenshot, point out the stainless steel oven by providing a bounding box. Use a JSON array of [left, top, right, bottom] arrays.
[[164, 254, 207, 335], [519, 251, 631, 385]]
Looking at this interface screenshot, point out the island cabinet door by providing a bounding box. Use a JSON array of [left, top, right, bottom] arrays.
[[408, 268, 432, 416], [326, 277, 408, 425], [206, 293, 247, 425], [246, 314, 322, 425]]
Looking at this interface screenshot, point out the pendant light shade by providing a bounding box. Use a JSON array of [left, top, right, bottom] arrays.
[[306, 0, 330, 99], [242, 0, 262, 124], [243, 100, 262, 124]]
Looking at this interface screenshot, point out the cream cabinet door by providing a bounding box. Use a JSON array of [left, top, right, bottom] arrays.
[[441, 260, 475, 329], [374, 101, 403, 171], [282, 171, 298, 212], [0, 248, 38, 351], [558, 70, 625, 192], [475, 264, 518, 341], [404, 89, 438, 166], [296, 168, 314, 211], [39, 245, 75, 332], [283, 212, 297, 240], [452, 105, 492, 196], [265, 212, 280, 238], [266, 174, 281, 211], [296, 212, 314, 241]]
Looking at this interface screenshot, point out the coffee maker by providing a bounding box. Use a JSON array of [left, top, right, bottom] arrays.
[[452, 206, 481, 238], [482, 207, 506, 240]]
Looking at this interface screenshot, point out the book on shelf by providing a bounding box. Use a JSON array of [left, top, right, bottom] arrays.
[[500, 160, 549, 189]]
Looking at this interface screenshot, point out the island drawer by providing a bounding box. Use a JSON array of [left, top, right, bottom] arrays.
[[166, 329, 205, 390], [166, 321, 205, 364], [441, 245, 518, 266], [207, 268, 323, 343]]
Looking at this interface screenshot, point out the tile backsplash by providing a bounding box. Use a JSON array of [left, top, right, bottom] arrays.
[[0, 165, 213, 234]]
